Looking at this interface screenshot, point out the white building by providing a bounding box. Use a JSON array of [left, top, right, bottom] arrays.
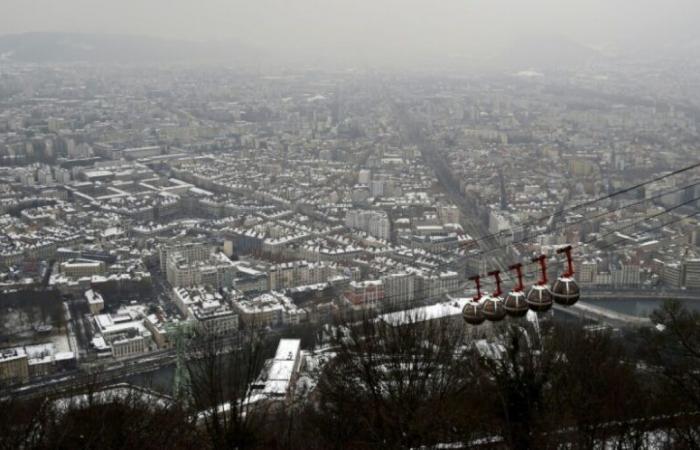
[[166, 251, 236, 289], [345, 209, 391, 241], [250, 339, 303, 402], [93, 309, 153, 359], [268, 260, 338, 290], [85, 289, 105, 315], [234, 291, 305, 328], [60, 259, 105, 278], [172, 286, 239, 336]]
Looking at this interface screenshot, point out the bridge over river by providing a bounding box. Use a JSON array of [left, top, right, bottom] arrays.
[[584, 289, 699, 301], [555, 302, 653, 328]]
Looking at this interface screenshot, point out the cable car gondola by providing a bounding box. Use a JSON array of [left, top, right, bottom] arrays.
[[481, 270, 506, 322], [526, 254, 553, 312], [504, 263, 529, 317], [552, 245, 580, 306], [463, 275, 486, 325]]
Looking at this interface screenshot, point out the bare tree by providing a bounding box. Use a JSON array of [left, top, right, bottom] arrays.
[[1, 386, 198, 450], [308, 314, 484, 449], [476, 323, 554, 450], [0, 396, 51, 450], [546, 325, 652, 449], [184, 327, 276, 449], [638, 299, 700, 448]]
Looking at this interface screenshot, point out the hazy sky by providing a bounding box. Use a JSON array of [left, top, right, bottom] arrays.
[[2, 0, 699, 64]]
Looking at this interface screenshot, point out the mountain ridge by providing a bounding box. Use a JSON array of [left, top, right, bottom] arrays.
[[0, 32, 257, 64]]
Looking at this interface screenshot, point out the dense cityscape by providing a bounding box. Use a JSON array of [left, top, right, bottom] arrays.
[[2, 1, 700, 447]]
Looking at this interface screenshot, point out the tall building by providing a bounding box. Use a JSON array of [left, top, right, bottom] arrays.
[[370, 179, 384, 198], [382, 272, 415, 309], [684, 259, 700, 289], [158, 242, 211, 273], [489, 209, 514, 236], [579, 260, 597, 284], [499, 170, 508, 210], [85, 289, 105, 315], [345, 209, 391, 240], [344, 280, 384, 311], [0, 348, 29, 384], [416, 271, 459, 300], [663, 262, 683, 288], [612, 264, 640, 287]]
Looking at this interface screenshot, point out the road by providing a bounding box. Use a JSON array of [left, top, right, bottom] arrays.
[[2, 349, 177, 399], [389, 97, 509, 281], [3, 328, 268, 400]]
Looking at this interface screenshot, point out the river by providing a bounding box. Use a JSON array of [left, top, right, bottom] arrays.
[[587, 297, 700, 318]]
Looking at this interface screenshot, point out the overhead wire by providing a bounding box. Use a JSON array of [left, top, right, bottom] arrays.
[[515, 196, 700, 284], [448, 160, 700, 254], [467, 179, 700, 260]]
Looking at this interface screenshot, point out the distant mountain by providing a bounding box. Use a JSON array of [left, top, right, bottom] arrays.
[[640, 37, 700, 62], [0, 32, 258, 64], [486, 35, 604, 71]]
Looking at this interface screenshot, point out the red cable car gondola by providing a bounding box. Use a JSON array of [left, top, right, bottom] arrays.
[[481, 270, 506, 322], [504, 263, 529, 317], [526, 254, 553, 312], [463, 275, 486, 325], [552, 245, 580, 306]]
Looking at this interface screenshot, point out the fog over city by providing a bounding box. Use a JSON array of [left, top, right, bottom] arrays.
[[3, 0, 700, 448], [2, 0, 700, 67]]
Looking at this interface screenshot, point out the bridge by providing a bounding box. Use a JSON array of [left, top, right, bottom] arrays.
[[554, 302, 653, 328], [583, 289, 700, 301]]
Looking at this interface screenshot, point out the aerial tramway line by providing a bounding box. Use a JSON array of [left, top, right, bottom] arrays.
[[367, 200, 700, 324], [448, 160, 700, 254], [460, 178, 700, 263], [340, 186, 700, 324], [375, 193, 700, 326], [456, 160, 700, 326], [459, 202, 700, 325]]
